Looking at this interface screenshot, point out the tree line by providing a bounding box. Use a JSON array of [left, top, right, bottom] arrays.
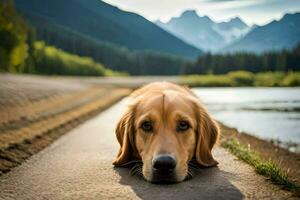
[[0, 0, 117, 76], [0, 0, 32, 73], [32, 42, 115, 76], [1, 0, 299, 76], [184, 44, 300, 74], [24, 11, 300, 75], [25, 14, 189, 75]]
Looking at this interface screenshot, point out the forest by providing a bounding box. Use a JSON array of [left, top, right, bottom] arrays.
[[25, 14, 189, 75], [184, 45, 300, 74], [0, 0, 30, 73], [0, 0, 299, 77], [32, 42, 118, 76], [0, 0, 117, 76], [24, 9, 300, 76]]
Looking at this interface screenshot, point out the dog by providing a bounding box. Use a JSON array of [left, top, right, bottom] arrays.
[[113, 82, 219, 183]]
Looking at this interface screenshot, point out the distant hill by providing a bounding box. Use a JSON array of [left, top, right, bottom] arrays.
[[14, 0, 201, 58], [23, 14, 189, 75], [222, 13, 300, 53], [156, 10, 250, 52]]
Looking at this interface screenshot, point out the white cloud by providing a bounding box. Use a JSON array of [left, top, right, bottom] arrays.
[[103, 0, 300, 25]]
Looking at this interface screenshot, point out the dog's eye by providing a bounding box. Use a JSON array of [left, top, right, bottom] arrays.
[[177, 121, 190, 132], [141, 121, 153, 132]]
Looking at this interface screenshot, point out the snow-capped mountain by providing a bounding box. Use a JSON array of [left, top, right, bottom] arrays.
[[156, 10, 250, 52], [213, 17, 250, 44], [222, 13, 300, 53]]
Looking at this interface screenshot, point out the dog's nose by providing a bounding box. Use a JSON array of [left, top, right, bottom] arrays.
[[152, 154, 176, 172]]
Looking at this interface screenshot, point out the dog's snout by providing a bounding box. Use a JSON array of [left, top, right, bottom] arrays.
[[152, 154, 176, 172]]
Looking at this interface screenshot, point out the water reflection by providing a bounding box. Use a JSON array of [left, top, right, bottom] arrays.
[[193, 87, 300, 152]]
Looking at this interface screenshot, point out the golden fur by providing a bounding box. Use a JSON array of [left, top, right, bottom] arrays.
[[113, 82, 219, 182]]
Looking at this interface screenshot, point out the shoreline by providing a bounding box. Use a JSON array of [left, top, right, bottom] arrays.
[[220, 122, 300, 186]]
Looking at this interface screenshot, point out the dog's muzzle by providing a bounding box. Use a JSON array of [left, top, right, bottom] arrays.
[[151, 154, 177, 183]]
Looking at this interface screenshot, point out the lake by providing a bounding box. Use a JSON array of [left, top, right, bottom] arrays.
[[193, 87, 300, 152]]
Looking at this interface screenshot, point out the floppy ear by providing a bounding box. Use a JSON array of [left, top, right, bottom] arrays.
[[113, 104, 137, 166], [194, 102, 220, 167]]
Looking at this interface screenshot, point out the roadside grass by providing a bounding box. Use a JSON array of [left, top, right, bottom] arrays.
[[183, 71, 300, 87], [222, 139, 299, 193]]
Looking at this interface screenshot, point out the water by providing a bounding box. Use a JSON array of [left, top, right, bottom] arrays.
[[193, 87, 300, 152]]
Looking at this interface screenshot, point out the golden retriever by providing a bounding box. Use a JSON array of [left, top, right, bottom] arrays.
[[113, 82, 219, 183]]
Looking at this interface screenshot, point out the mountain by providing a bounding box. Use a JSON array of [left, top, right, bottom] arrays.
[[14, 0, 201, 58], [214, 17, 250, 44], [23, 13, 189, 75], [156, 10, 250, 52], [222, 13, 300, 53]]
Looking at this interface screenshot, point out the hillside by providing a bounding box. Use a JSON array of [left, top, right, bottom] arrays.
[[0, 0, 120, 76], [23, 14, 189, 75], [222, 13, 300, 53], [14, 0, 201, 58], [156, 10, 250, 52]]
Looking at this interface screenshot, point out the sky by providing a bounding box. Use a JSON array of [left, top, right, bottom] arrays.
[[103, 0, 300, 26]]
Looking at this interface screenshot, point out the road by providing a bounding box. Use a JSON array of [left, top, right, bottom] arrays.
[[0, 99, 294, 200]]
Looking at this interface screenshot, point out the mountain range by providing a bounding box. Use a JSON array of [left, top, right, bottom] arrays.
[[156, 10, 250, 52], [157, 10, 300, 54], [15, 0, 300, 56], [14, 0, 201, 58], [222, 13, 300, 53]]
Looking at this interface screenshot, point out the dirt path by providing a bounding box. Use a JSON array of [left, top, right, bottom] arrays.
[[0, 74, 131, 174], [0, 99, 295, 200]]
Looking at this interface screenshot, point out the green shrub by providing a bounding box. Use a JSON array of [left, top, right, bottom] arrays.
[[254, 72, 285, 87], [183, 71, 300, 87], [184, 75, 232, 87], [0, 0, 30, 72], [33, 41, 113, 76], [281, 72, 300, 86], [228, 71, 254, 86]]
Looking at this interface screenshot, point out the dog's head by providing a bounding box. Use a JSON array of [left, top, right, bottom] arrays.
[[113, 82, 219, 183]]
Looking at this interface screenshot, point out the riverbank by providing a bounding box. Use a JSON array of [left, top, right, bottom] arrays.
[[183, 71, 300, 87], [220, 123, 300, 192]]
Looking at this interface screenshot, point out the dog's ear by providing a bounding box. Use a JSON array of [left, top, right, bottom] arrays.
[[113, 103, 137, 166], [194, 102, 219, 167]]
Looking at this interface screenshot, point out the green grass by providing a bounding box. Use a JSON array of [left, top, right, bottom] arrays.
[[222, 139, 299, 192], [183, 71, 300, 87], [182, 74, 232, 87], [33, 41, 122, 76]]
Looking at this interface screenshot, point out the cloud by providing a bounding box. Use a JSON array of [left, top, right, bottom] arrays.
[[203, 0, 246, 1], [103, 0, 300, 25], [209, 0, 300, 25]]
